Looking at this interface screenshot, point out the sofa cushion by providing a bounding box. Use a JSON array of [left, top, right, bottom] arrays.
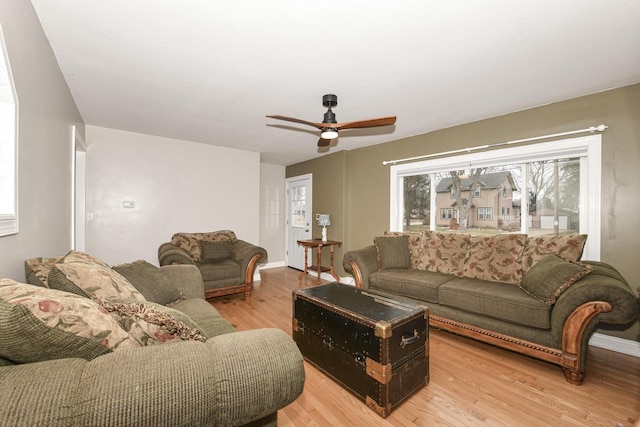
[[112, 260, 182, 305], [48, 251, 146, 302], [171, 230, 237, 262], [0, 279, 136, 363], [463, 234, 526, 285], [369, 269, 454, 304], [379, 231, 424, 269], [438, 277, 552, 329], [95, 298, 208, 345], [201, 241, 233, 262], [24, 256, 61, 288], [520, 254, 592, 305], [418, 231, 470, 276], [197, 260, 242, 282], [374, 235, 411, 270], [171, 298, 236, 337], [521, 234, 587, 273]]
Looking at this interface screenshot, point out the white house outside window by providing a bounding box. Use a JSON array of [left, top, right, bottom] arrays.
[[0, 24, 18, 237]]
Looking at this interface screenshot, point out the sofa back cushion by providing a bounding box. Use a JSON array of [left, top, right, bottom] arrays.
[[48, 251, 146, 302], [462, 234, 526, 285], [201, 241, 233, 262], [112, 260, 182, 305], [374, 235, 411, 270], [521, 234, 587, 273], [0, 279, 137, 363], [171, 230, 237, 262], [418, 231, 470, 277]]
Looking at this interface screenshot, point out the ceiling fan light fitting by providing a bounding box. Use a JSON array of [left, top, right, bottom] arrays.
[[321, 128, 338, 139]]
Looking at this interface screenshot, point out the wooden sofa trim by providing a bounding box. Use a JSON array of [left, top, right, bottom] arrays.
[[349, 260, 613, 385], [428, 300, 610, 386]]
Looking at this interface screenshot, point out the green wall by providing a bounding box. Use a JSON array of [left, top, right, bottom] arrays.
[[287, 150, 349, 272], [287, 83, 640, 343]]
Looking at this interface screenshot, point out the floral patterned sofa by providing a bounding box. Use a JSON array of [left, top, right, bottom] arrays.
[[158, 230, 267, 299], [343, 232, 639, 385], [0, 251, 304, 426]]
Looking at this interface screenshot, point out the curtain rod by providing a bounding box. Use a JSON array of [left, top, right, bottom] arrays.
[[382, 124, 607, 166]]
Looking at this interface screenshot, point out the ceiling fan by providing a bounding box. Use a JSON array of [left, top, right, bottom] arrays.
[[266, 94, 396, 147]]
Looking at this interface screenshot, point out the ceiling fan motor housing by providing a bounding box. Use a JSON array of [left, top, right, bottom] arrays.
[[322, 94, 338, 125], [322, 94, 337, 108]]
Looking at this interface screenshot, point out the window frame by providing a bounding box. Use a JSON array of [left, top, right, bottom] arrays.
[[0, 23, 18, 237], [389, 134, 602, 260]]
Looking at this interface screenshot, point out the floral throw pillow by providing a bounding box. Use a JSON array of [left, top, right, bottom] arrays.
[[171, 230, 237, 262], [48, 251, 146, 302], [463, 234, 527, 285], [521, 234, 587, 273], [94, 297, 207, 346], [0, 279, 136, 363], [418, 231, 470, 276], [24, 256, 61, 288]]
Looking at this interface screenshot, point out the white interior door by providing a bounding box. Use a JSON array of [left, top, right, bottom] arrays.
[[285, 174, 312, 270]]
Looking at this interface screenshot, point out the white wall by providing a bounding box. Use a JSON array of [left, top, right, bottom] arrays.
[[86, 126, 260, 266], [260, 163, 285, 267], [0, 0, 84, 280]]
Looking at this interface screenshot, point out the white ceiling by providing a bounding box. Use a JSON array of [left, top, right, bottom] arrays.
[[30, 1, 640, 166]]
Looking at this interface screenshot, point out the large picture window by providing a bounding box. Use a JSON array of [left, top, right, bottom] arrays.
[[0, 24, 18, 236], [390, 135, 601, 260]]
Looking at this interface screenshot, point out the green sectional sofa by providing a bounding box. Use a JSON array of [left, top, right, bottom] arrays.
[[343, 231, 639, 385], [0, 251, 304, 426]]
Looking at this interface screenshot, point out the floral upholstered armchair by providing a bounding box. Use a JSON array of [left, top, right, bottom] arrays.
[[158, 230, 268, 299]]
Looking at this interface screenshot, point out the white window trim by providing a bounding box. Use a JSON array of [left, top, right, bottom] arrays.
[[0, 23, 18, 237], [390, 134, 602, 261]]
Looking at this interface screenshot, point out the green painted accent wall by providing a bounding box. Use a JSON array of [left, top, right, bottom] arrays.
[[287, 83, 640, 343]]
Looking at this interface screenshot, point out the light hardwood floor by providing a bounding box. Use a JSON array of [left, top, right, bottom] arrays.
[[209, 267, 640, 427]]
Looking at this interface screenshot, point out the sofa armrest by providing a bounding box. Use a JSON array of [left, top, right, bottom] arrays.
[[551, 266, 639, 334], [0, 329, 305, 427], [343, 245, 378, 289], [158, 242, 195, 266], [549, 263, 639, 375], [232, 240, 268, 277], [159, 264, 205, 300]]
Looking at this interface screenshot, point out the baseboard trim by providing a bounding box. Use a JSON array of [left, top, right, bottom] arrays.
[[589, 332, 640, 357], [255, 261, 286, 281]]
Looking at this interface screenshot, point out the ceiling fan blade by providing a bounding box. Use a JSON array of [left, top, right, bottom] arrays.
[[266, 115, 324, 130], [335, 116, 396, 130], [318, 138, 331, 147]]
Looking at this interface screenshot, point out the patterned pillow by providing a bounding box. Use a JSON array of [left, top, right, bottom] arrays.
[[463, 234, 526, 284], [24, 256, 61, 288], [418, 231, 470, 276], [48, 251, 146, 302], [0, 279, 136, 363], [521, 234, 587, 273], [112, 260, 182, 305], [374, 235, 411, 270], [94, 298, 207, 346], [519, 254, 592, 305], [171, 230, 237, 262]]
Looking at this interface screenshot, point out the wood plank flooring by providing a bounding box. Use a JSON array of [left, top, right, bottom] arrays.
[[209, 267, 640, 427]]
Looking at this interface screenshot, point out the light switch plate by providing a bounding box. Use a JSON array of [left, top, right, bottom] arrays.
[[123, 201, 135, 208]]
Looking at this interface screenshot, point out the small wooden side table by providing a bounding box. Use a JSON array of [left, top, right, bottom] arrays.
[[297, 239, 342, 284]]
